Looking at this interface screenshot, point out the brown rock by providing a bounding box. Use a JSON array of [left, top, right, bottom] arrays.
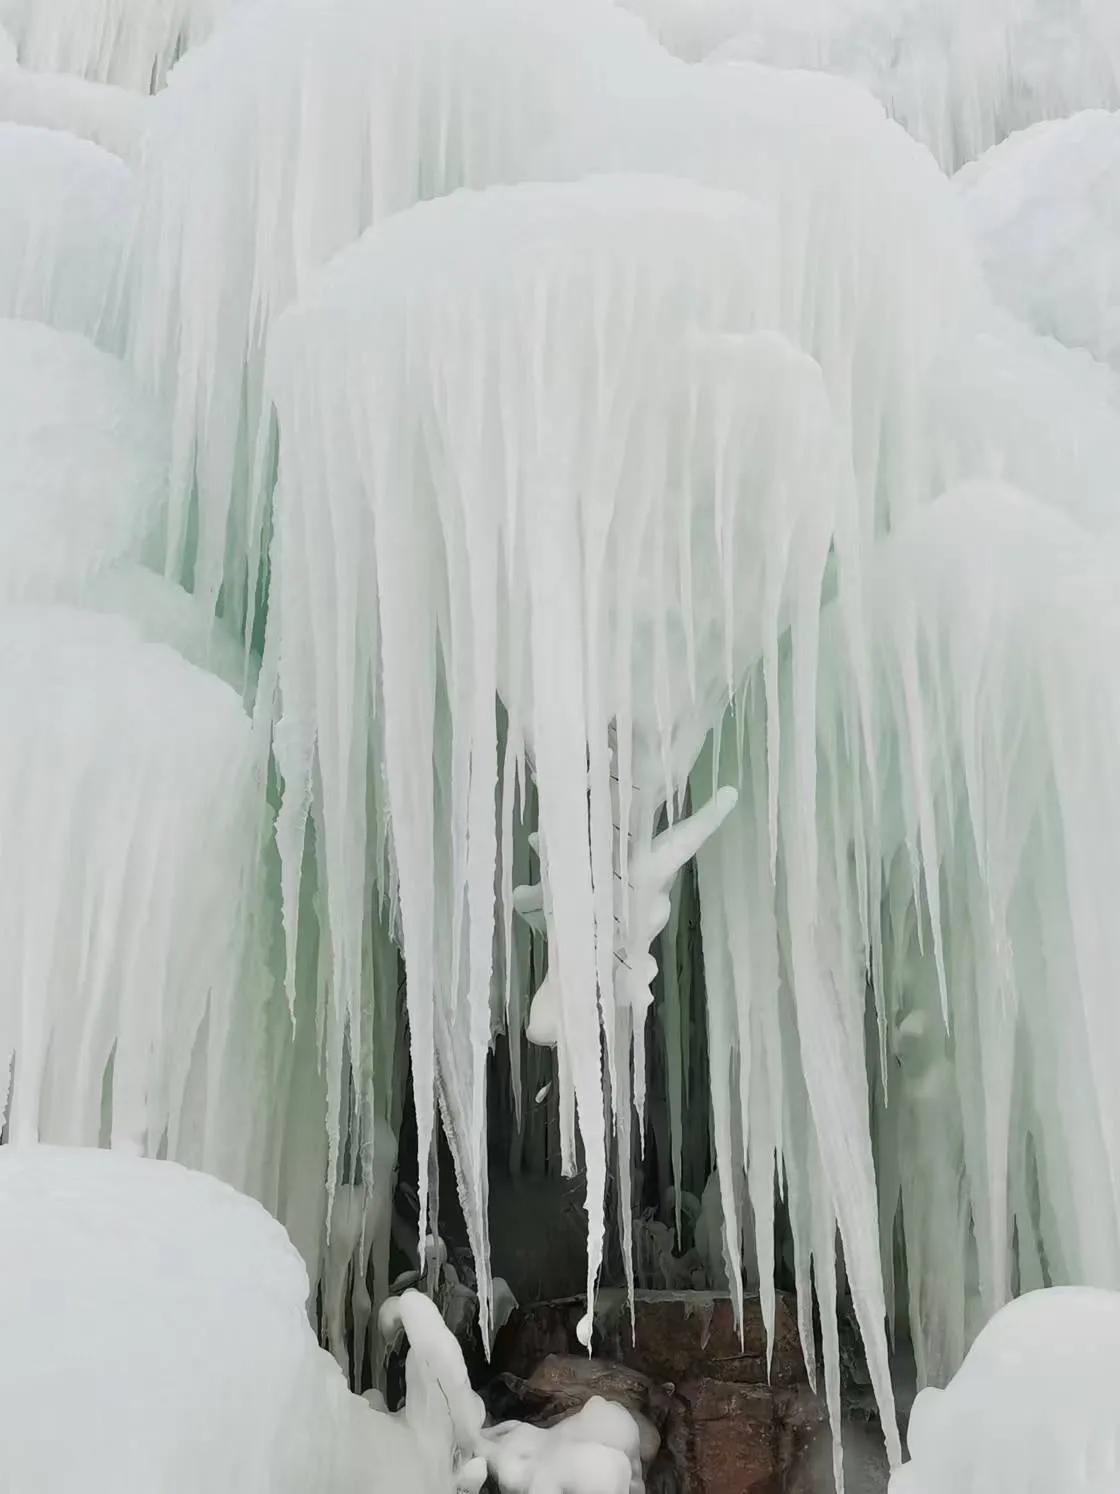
[[493, 1290, 808, 1391], [675, 1380, 781, 1493]]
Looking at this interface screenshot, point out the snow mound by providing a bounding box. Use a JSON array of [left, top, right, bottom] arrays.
[[0, 123, 130, 342], [126, 0, 663, 619], [0, 62, 148, 156], [889, 1288, 1120, 1492], [0, 1146, 436, 1493], [959, 109, 1120, 372], [0, 0, 239, 92], [0, 319, 166, 598]]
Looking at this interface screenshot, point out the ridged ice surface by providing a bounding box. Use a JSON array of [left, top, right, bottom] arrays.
[[0, 1147, 437, 1493], [0, 123, 129, 342], [0, 0, 236, 92]]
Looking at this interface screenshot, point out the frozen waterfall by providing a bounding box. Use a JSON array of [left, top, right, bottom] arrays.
[[3, 0, 1120, 1488]]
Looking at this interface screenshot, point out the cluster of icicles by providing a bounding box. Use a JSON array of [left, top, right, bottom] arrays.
[[4, 0, 1120, 1486]]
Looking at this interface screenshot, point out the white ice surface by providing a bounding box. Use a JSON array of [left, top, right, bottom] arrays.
[[0, 1146, 436, 1493]]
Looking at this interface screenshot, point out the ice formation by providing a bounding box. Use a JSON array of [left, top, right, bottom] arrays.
[[0, 123, 130, 342], [960, 109, 1120, 372], [0, 0, 237, 92], [623, 0, 1120, 172], [5, 0, 1120, 1488], [0, 1146, 437, 1493], [889, 1288, 1120, 1492], [0, 319, 164, 597], [0, 610, 270, 1181], [0, 62, 148, 156], [126, 0, 662, 620]]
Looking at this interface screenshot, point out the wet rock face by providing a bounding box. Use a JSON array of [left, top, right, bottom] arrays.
[[490, 1291, 891, 1493]]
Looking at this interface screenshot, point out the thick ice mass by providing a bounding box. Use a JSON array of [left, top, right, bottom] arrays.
[[0, 1147, 436, 1493]]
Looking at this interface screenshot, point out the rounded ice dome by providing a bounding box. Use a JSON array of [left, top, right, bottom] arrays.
[[890, 1288, 1120, 1493]]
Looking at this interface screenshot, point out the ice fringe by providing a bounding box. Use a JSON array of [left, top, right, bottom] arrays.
[[125, 0, 663, 623]]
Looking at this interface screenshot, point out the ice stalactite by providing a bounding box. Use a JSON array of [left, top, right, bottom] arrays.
[[0, 123, 130, 345], [0, 0, 238, 93], [621, 0, 1120, 173], [125, 0, 663, 625], [0, 63, 148, 157], [959, 109, 1120, 374], [0, 1147, 443, 1494], [843, 483, 1120, 1389], [265, 169, 868, 1403]]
